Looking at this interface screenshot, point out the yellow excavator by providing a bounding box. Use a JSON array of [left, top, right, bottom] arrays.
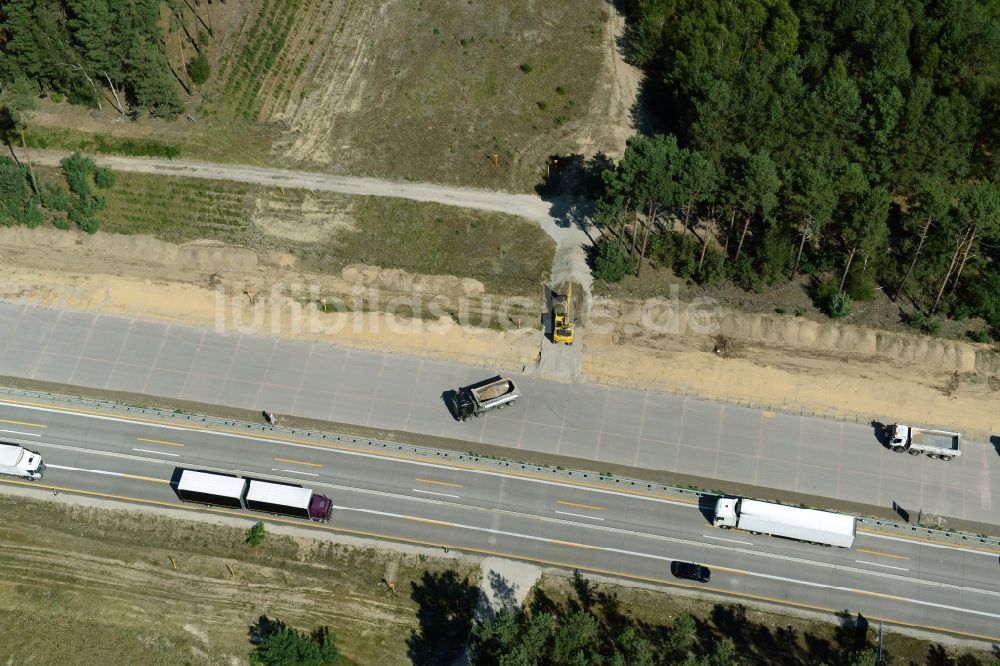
[[552, 282, 575, 345]]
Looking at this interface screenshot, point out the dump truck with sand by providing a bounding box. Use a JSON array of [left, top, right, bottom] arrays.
[[451, 376, 519, 421]]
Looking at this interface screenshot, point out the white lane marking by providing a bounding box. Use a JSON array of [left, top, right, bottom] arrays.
[[46, 464, 140, 479], [703, 534, 753, 545], [272, 468, 319, 477], [413, 489, 461, 499], [0, 429, 41, 437], [132, 448, 179, 457], [855, 560, 909, 572], [859, 531, 998, 558], [555, 510, 605, 521], [326, 503, 1000, 621], [25, 445, 1000, 611], [0, 399, 698, 507]]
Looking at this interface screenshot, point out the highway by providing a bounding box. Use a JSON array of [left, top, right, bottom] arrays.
[[1, 394, 998, 644]]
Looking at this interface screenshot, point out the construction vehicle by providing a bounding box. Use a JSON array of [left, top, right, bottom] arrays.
[[552, 282, 575, 344], [451, 376, 519, 421], [884, 424, 961, 461]]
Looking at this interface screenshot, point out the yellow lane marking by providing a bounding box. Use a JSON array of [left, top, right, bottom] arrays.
[[415, 478, 463, 489], [557, 500, 606, 511], [858, 528, 1000, 555], [851, 589, 909, 603], [3, 477, 999, 644], [856, 547, 910, 561], [120, 474, 170, 484], [404, 516, 454, 527], [762, 411, 776, 418], [548, 539, 597, 550], [136, 437, 184, 448], [0, 418, 46, 428], [273, 457, 323, 468]]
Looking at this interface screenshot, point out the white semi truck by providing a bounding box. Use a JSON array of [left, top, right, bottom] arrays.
[[884, 424, 960, 461], [451, 376, 519, 421], [713, 497, 856, 548], [0, 443, 45, 480]]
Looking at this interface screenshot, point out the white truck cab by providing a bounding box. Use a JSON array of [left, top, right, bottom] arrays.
[[713, 497, 739, 528]]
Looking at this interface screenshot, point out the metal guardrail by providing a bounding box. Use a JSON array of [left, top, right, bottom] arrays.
[[1, 386, 998, 550]]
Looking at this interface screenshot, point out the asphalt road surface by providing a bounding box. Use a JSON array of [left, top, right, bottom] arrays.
[[1, 395, 998, 643], [1, 302, 997, 526]]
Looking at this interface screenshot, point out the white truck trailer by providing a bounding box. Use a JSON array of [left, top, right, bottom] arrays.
[[451, 376, 519, 421], [713, 497, 856, 548], [884, 424, 960, 461], [0, 443, 45, 480]]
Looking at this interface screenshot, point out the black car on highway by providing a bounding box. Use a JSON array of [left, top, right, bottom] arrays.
[[671, 561, 711, 583]]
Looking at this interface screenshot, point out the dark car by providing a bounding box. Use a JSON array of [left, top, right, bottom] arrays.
[[671, 561, 711, 583]]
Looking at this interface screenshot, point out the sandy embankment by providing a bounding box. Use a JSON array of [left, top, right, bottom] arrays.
[[0, 227, 538, 370], [584, 298, 1000, 437]]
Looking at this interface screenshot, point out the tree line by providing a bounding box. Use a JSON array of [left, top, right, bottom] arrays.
[[597, 0, 1000, 336], [0, 0, 214, 119]]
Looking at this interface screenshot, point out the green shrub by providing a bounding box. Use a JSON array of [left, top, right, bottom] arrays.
[[61, 152, 97, 197], [757, 225, 794, 285], [16, 200, 44, 228], [696, 245, 726, 285], [966, 271, 1000, 329], [828, 292, 852, 318], [728, 255, 764, 293], [815, 279, 851, 318], [845, 267, 877, 301], [246, 521, 266, 547], [189, 52, 212, 85], [592, 237, 635, 282], [673, 234, 698, 280], [519, 63, 533, 73], [94, 167, 116, 189], [42, 184, 74, 212], [969, 330, 991, 344], [647, 231, 677, 268], [251, 620, 340, 666], [0, 156, 32, 207]]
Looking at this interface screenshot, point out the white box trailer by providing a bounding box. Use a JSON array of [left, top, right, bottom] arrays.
[[176, 470, 247, 509], [0, 443, 45, 480], [714, 497, 856, 548]]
